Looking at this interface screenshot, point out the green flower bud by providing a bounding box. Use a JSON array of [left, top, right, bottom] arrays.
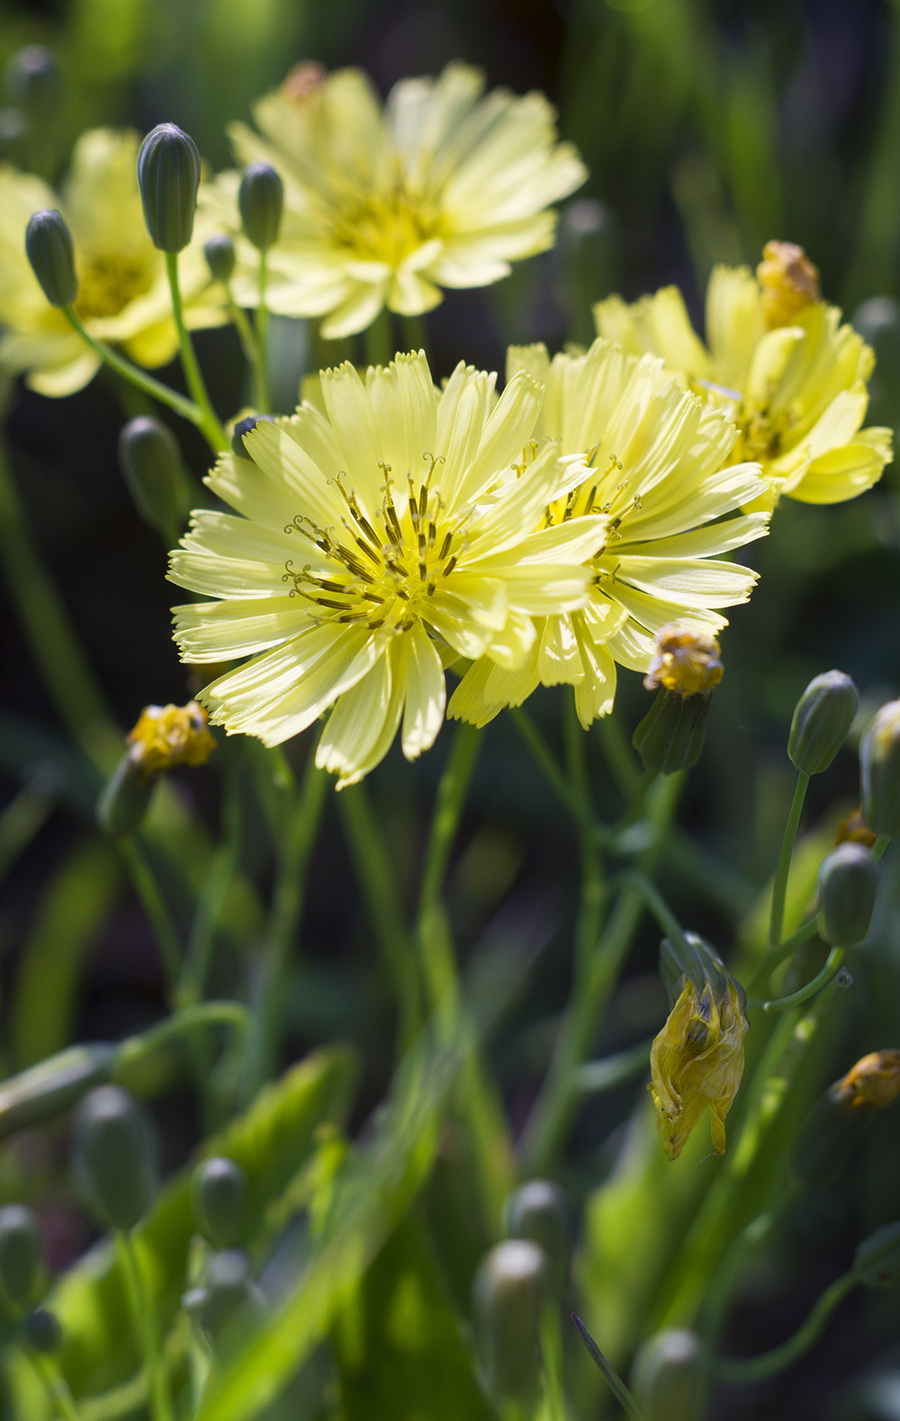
[[854, 1221, 900, 1288], [238, 163, 284, 252], [137, 123, 201, 253], [197, 1249, 253, 1339], [860, 699, 900, 839], [788, 670, 859, 775], [505, 1181, 568, 1295], [96, 749, 154, 836], [816, 844, 879, 947], [4, 46, 59, 115], [632, 688, 711, 775], [0, 1206, 44, 1310], [231, 413, 275, 457], [118, 416, 190, 537], [25, 209, 78, 307], [473, 1239, 547, 1399], [204, 233, 236, 283], [630, 1328, 702, 1421], [74, 1085, 157, 1233], [192, 1157, 246, 1248], [24, 1308, 62, 1354]]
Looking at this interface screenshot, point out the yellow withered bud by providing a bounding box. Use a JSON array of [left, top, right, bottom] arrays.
[[757, 240, 821, 328], [127, 700, 216, 779], [642, 626, 724, 697]]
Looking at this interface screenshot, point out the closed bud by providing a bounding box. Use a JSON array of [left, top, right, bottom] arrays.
[[24, 1308, 62, 1354], [204, 233, 236, 283], [192, 1157, 246, 1248], [231, 413, 276, 457], [630, 1328, 703, 1421], [473, 1239, 547, 1399], [505, 1181, 568, 1295], [5, 46, 59, 116], [137, 123, 201, 253], [788, 671, 859, 775], [96, 750, 154, 836], [0, 1206, 44, 1310], [860, 699, 900, 839], [197, 1249, 253, 1339], [854, 1221, 900, 1288], [74, 1085, 157, 1233], [25, 209, 78, 307], [633, 688, 711, 775], [816, 844, 879, 947], [118, 416, 190, 536], [238, 163, 284, 252]]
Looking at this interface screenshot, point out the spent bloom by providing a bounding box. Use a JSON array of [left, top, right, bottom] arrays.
[[168, 351, 606, 788], [448, 338, 768, 730], [650, 936, 749, 1161], [0, 129, 225, 395], [594, 241, 892, 506], [830, 1050, 900, 1112], [127, 701, 216, 779], [208, 61, 586, 339], [643, 626, 723, 695]]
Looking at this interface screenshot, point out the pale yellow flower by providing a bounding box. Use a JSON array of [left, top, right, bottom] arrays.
[[594, 243, 892, 505], [169, 351, 606, 788], [448, 338, 768, 729], [649, 976, 748, 1161], [208, 61, 586, 339], [0, 129, 226, 396]]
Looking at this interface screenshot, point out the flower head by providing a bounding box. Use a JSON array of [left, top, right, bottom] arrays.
[[207, 62, 586, 339], [448, 338, 768, 729], [594, 242, 892, 505], [127, 701, 216, 779], [0, 129, 226, 395], [650, 936, 748, 1160], [643, 626, 723, 696], [169, 351, 606, 787], [830, 1050, 900, 1112]]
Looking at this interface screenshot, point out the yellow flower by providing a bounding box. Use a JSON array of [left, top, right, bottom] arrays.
[[448, 338, 768, 729], [594, 243, 892, 505], [0, 129, 226, 396], [127, 701, 216, 779], [168, 351, 606, 788], [649, 976, 748, 1161], [208, 61, 586, 339]]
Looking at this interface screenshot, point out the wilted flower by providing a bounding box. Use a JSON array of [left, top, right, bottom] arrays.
[[448, 338, 767, 729], [127, 700, 216, 778], [206, 61, 586, 338], [830, 1050, 900, 1111], [0, 129, 226, 395], [594, 242, 892, 506], [169, 351, 606, 788], [643, 626, 723, 695]]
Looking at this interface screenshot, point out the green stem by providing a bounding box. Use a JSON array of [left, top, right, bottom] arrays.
[[622, 871, 691, 957], [22, 1347, 87, 1421], [401, 311, 428, 355], [575, 1039, 655, 1094], [756, 947, 844, 1013], [254, 248, 271, 413], [511, 708, 582, 819], [114, 1001, 248, 1077], [62, 306, 203, 433], [223, 282, 259, 369], [564, 698, 606, 977], [767, 770, 810, 953], [118, 839, 182, 988], [363, 308, 392, 368], [0, 433, 116, 770], [747, 918, 820, 994], [164, 252, 229, 451], [572, 1313, 646, 1421], [596, 710, 643, 798], [115, 1230, 173, 1421], [716, 1272, 857, 1383], [178, 755, 244, 1008], [540, 1308, 566, 1421]]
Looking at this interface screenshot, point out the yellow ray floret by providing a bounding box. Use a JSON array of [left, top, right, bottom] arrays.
[[205, 61, 586, 339], [594, 241, 892, 506], [649, 976, 748, 1161], [168, 351, 608, 788]]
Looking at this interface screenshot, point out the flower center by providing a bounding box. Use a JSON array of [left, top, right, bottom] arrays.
[[282, 455, 463, 633], [325, 174, 442, 267], [73, 252, 155, 320]]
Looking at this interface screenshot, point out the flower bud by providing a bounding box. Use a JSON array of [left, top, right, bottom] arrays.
[[505, 1181, 568, 1295], [238, 163, 284, 252], [74, 1085, 157, 1233], [204, 233, 236, 283], [192, 1157, 246, 1249], [633, 688, 712, 775], [630, 1328, 703, 1421], [197, 1249, 254, 1339], [231, 413, 276, 457], [137, 123, 201, 253], [4, 46, 59, 116], [816, 844, 879, 947], [860, 699, 900, 839], [25, 209, 78, 307], [0, 1206, 44, 1310], [788, 670, 859, 775], [24, 1308, 62, 1354], [118, 416, 190, 537], [473, 1239, 547, 1399], [854, 1221, 900, 1288]]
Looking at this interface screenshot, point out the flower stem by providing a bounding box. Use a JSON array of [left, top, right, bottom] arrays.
[[22, 1347, 87, 1421], [364, 308, 392, 368], [511, 708, 582, 819], [223, 281, 260, 369], [767, 769, 810, 953], [401, 311, 428, 356], [114, 1001, 248, 1078], [756, 947, 844, 1012], [62, 306, 204, 433], [716, 1272, 856, 1383], [572, 1313, 646, 1421], [163, 251, 229, 451], [115, 1230, 173, 1421], [118, 837, 183, 988], [253, 248, 271, 412]]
